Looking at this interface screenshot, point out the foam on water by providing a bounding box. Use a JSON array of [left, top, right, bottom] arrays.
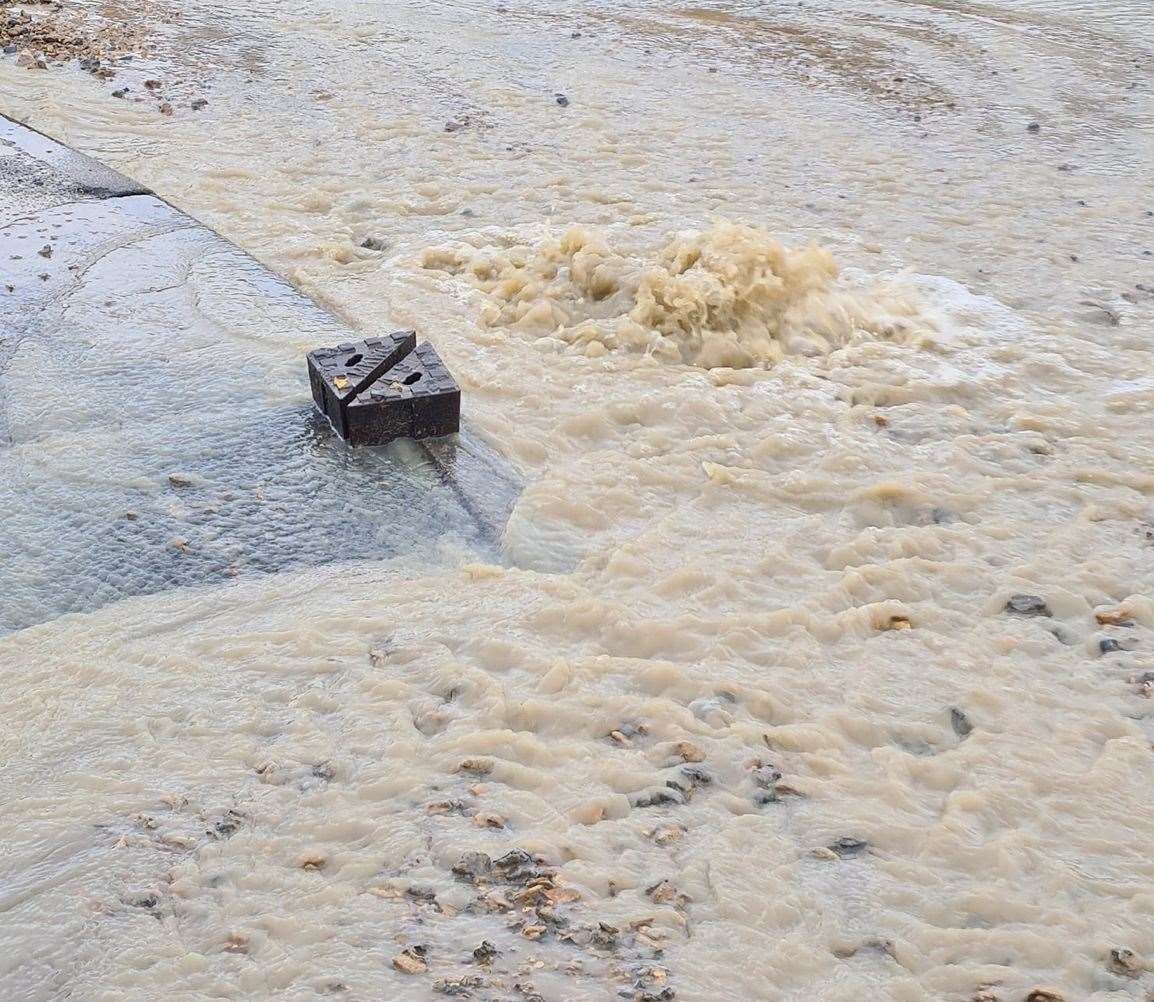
[[423, 222, 936, 368]]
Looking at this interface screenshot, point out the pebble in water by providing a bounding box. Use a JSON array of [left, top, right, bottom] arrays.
[[392, 946, 429, 975], [1106, 947, 1141, 977], [950, 707, 974, 738], [1005, 594, 1051, 617]]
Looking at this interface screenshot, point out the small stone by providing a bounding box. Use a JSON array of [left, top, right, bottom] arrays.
[[472, 940, 498, 965], [752, 762, 783, 790], [1026, 122, 1041, 133], [359, 236, 388, 251], [1107, 947, 1141, 977], [1095, 609, 1134, 626], [950, 708, 973, 738], [680, 765, 711, 787], [521, 924, 547, 940], [121, 889, 160, 909], [1025, 991, 1065, 1002], [223, 932, 249, 953], [479, 890, 512, 912], [828, 836, 868, 858], [472, 812, 506, 829], [631, 788, 684, 808], [492, 848, 537, 879], [144, 78, 161, 90], [158, 102, 174, 116], [211, 809, 244, 838], [673, 741, 705, 763], [434, 976, 484, 996], [168, 472, 194, 487], [297, 851, 327, 870], [1005, 594, 1051, 617], [191, 98, 208, 110], [37, 244, 52, 258], [546, 883, 581, 905], [452, 851, 493, 881], [112, 87, 129, 98], [555, 93, 569, 106], [458, 758, 492, 776], [1099, 638, 1124, 654], [646, 879, 690, 908], [393, 948, 428, 975]]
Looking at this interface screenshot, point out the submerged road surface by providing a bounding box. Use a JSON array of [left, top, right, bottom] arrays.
[[0, 115, 519, 634]]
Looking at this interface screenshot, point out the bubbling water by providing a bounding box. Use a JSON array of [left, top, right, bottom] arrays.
[[424, 223, 935, 368]]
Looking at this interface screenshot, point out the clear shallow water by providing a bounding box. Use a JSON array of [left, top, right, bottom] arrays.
[[1, 2, 1153, 1000]]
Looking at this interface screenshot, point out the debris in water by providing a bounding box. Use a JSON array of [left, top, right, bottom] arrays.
[[458, 757, 493, 776], [1107, 947, 1141, 977], [1005, 594, 1051, 617], [433, 975, 484, 995], [673, 741, 705, 763], [1095, 608, 1134, 626], [826, 836, 869, 858], [472, 940, 498, 965], [120, 889, 160, 909], [392, 946, 429, 975], [646, 879, 690, 908], [950, 707, 974, 738], [452, 851, 494, 881], [631, 788, 684, 808]]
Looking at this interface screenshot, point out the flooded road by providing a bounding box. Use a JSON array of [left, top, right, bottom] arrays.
[[1, 1, 1153, 1000]]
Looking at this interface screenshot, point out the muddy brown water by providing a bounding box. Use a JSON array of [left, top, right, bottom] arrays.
[[1, 1, 1153, 1000]]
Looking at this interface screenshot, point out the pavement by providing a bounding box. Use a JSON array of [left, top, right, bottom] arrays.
[[0, 113, 519, 635]]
